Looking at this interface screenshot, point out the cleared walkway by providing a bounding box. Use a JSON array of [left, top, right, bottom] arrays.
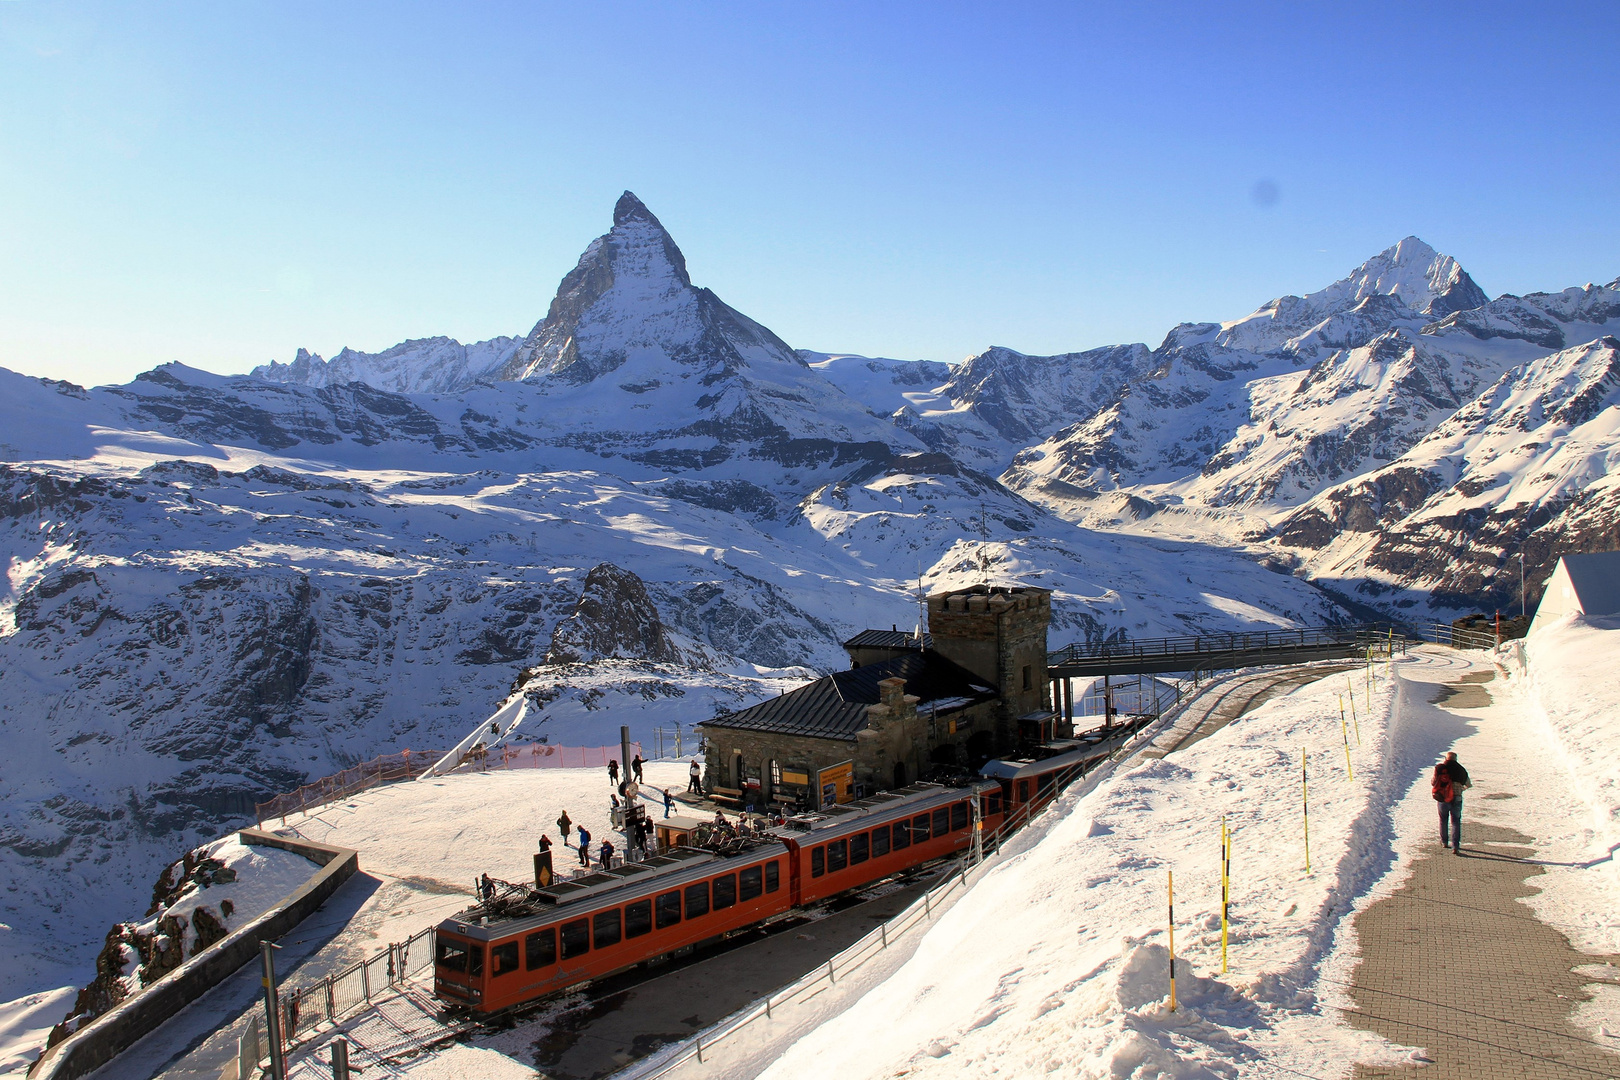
[[1349, 660, 1620, 1079]]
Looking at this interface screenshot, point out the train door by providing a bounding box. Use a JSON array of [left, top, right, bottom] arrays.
[[731, 750, 744, 788]]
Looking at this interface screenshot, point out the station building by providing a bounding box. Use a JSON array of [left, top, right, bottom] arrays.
[[697, 585, 1054, 809]]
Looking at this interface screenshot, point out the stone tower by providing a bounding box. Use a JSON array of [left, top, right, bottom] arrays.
[[926, 585, 1052, 749]]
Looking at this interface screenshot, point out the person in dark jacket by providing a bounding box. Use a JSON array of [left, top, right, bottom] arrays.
[[631, 754, 645, 782], [1432, 751, 1471, 853], [556, 810, 572, 844], [663, 788, 674, 818], [577, 826, 592, 866], [599, 840, 615, 869], [608, 758, 620, 785]]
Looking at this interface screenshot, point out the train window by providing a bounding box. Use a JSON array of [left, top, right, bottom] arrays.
[[999, 780, 1012, 806], [740, 865, 763, 900], [871, 825, 890, 856], [713, 873, 737, 910], [912, 814, 931, 843], [625, 899, 653, 939], [951, 802, 969, 831], [685, 881, 710, 919], [593, 909, 622, 949], [893, 820, 911, 850], [1038, 772, 1056, 796], [656, 890, 682, 929], [525, 929, 556, 970], [492, 941, 520, 976], [984, 792, 1002, 817], [827, 839, 847, 872], [561, 919, 590, 959], [1017, 780, 1031, 804], [849, 833, 869, 865], [765, 860, 780, 892], [435, 939, 471, 973], [811, 847, 825, 877], [932, 808, 949, 836], [468, 944, 483, 977]]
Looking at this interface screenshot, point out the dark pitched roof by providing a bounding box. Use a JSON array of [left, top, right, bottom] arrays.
[[842, 628, 933, 651], [704, 650, 997, 740]]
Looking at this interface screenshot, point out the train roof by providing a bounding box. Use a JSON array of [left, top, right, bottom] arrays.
[[978, 721, 1145, 779], [770, 780, 996, 837]]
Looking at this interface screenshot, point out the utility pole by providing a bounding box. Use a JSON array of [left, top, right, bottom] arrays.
[[260, 941, 286, 1080], [1519, 552, 1526, 621]]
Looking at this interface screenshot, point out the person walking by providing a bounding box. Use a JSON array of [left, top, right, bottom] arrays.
[[663, 788, 674, 818], [1432, 751, 1472, 854], [577, 826, 592, 866], [599, 839, 615, 869], [631, 753, 645, 782], [556, 810, 572, 846], [608, 758, 620, 786], [688, 759, 702, 794]]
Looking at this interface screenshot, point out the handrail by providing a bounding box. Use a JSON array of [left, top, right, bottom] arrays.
[[1047, 622, 1409, 666]]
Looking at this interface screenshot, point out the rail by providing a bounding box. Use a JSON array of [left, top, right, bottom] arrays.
[[274, 927, 438, 1055], [1047, 623, 1403, 668], [254, 743, 642, 827]]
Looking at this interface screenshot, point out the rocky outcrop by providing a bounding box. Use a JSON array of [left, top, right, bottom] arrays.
[[545, 564, 684, 666]]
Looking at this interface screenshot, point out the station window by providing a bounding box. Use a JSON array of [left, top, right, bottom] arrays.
[[685, 881, 710, 919], [892, 820, 911, 850], [435, 939, 471, 973], [525, 929, 556, 970], [560, 919, 590, 959], [492, 941, 520, 976], [871, 825, 890, 857], [912, 813, 931, 843], [932, 808, 949, 836], [656, 890, 682, 929], [1022, 665, 1032, 690], [740, 865, 763, 901], [951, 802, 969, 831], [713, 873, 737, 910], [765, 860, 780, 892], [811, 847, 825, 878], [593, 909, 622, 949], [827, 839, 848, 872], [625, 900, 653, 939], [850, 833, 869, 865]]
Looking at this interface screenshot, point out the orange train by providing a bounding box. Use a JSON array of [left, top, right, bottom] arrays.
[[434, 737, 1127, 1015]]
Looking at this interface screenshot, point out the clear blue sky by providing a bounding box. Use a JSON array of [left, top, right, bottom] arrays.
[[3, 1, 1618, 387]]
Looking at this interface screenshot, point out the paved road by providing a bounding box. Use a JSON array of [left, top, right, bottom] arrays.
[[1348, 662, 1620, 1080]]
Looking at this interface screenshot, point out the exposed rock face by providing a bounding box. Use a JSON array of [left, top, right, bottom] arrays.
[[252, 336, 522, 395], [545, 563, 683, 666]]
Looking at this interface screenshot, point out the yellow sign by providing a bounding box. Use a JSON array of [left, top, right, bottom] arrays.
[[780, 769, 810, 786], [817, 760, 854, 809]]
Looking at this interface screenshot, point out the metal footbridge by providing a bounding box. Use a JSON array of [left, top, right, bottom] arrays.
[[1047, 623, 1406, 680]]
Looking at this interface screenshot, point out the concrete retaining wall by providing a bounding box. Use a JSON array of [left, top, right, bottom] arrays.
[[29, 829, 358, 1080]]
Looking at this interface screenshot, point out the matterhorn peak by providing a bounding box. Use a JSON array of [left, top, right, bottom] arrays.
[[613, 190, 661, 228]]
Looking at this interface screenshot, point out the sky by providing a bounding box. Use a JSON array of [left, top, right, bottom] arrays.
[[2, 1, 1618, 388]]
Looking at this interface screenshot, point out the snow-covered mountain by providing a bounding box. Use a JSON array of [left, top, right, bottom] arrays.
[[251, 336, 522, 395], [0, 194, 1347, 1009]]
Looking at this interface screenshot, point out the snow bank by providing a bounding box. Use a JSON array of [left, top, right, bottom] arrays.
[[1514, 614, 1620, 856], [0, 987, 73, 1076], [758, 666, 1408, 1079]]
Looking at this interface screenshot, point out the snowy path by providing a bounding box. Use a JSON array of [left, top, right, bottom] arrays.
[[1339, 648, 1620, 1076]]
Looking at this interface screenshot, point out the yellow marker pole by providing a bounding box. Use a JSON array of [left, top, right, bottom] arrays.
[[1345, 685, 1360, 745], [1220, 818, 1230, 974], [1168, 869, 1178, 1012], [1302, 750, 1311, 873], [1340, 708, 1354, 781]]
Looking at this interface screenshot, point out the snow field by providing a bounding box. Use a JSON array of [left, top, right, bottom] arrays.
[[757, 663, 1409, 1080]]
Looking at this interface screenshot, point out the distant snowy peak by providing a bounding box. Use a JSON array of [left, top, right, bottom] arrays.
[[1217, 237, 1486, 356], [500, 190, 802, 386], [251, 336, 521, 395]]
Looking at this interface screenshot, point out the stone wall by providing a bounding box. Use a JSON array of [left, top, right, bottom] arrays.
[[29, 830, 358, 1080], [927, 585, 1052, 747]]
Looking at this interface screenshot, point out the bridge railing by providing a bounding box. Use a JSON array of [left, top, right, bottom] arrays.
[[1047, 623, 1408, 668]]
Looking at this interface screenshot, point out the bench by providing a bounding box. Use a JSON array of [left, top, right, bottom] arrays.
[[709, 785, 744, 808]]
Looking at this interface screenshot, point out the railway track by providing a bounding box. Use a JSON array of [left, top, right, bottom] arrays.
[[1135, 661, 1362, 761]]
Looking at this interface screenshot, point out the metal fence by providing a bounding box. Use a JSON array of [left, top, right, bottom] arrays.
[[255, 743, 645, 826], [279, 927, 436, 1048], [255, 750, 445, 826]]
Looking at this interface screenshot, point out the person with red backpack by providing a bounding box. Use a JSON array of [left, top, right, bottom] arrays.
[[1432, 751, 1471, 854]]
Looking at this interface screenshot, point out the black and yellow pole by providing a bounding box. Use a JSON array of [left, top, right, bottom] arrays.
[[1167, 869, 1178, 1012]]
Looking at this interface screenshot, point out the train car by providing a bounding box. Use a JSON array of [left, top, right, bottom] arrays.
[[780, 780, 1000, 906], [433, 781, 1001, 1015], [981, 717, 1149, 822], [435, 839, 794, 1012]]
